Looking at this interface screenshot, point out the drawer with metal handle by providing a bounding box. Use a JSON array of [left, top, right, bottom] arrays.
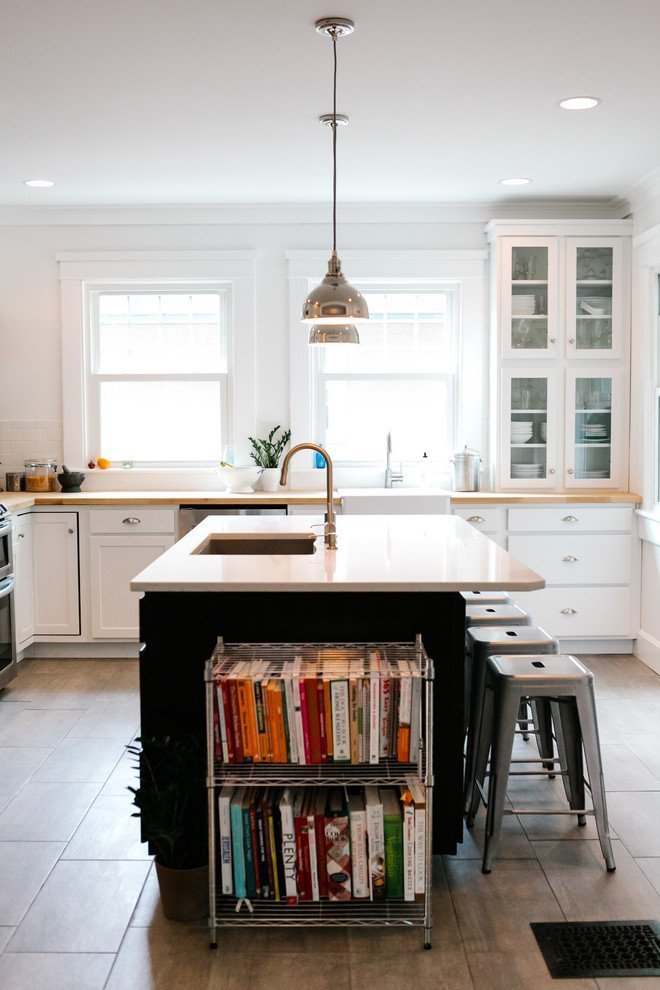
[[508, 506, 633, 534], [89, 508, 176, 535], [513, 586, 632, 638], [452, 506, 505, 532], [508, 533, 631, 585]]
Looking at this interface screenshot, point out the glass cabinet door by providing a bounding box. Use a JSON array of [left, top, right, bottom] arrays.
[[565, 369, 621, 487], [566, 238, 623, 359], [501, 238, 559, 358], [500, 370, 558, 488]]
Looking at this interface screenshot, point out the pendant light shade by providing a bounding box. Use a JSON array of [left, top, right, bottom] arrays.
[[308, 322, 360, 345], [302, 17, 369, 335]]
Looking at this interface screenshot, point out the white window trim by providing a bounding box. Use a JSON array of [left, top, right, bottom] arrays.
[[58, 251, 257, 470], [286, 249, 488, 470]]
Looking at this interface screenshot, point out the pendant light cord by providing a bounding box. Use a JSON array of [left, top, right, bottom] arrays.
[[331, 27, 338, 257]]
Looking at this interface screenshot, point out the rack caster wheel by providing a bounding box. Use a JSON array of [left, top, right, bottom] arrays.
[[481, 867, 491, 875], [607, 866, 616, 873], [210, 942, 218, 950], [424, 942, 432, 950]]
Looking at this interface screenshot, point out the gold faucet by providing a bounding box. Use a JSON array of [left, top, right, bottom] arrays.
[[279, 443, 337, 550]]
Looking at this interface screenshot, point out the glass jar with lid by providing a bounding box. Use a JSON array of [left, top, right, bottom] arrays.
[[24, 459, 58, 492]]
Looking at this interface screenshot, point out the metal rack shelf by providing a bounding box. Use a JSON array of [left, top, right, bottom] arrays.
[[205, 637, 434, 950]]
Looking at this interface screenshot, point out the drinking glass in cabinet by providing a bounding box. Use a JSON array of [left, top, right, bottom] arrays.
[[576, 317, 612, 351], [512, 317, 548, 349], [511, 378, 547, 411], [575, 377, 612, 411], [512, 246, 548, 281], [576, 246, 613, 281]]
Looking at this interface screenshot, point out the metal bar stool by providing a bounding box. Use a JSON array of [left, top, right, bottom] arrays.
[[464, 604, 532, 733], [471, 653, 615, 875], [463, 626, 559, 813], [461, 591, 514, 605]]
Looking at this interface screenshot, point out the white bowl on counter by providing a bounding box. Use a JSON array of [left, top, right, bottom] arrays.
[[216, 466, 261, 493]]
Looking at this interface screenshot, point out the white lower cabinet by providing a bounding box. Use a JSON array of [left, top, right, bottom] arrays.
[[513, 586, 632, 638], [89, 534, 174, 638], [13, 513, 34, 648], [32, 512, 80, 636], [88, 507, 176, 639]]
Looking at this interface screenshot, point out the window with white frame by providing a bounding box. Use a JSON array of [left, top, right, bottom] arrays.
[[88, 285, 228, 465], [59, 251, 257, 471], [312, 288, 458, 463]]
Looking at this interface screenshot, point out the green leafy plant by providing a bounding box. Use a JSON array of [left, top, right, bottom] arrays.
[[127, 734, 207, 870], [248, 425, 292, 468]]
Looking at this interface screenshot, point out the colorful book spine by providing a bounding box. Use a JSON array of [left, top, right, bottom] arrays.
[[369, 654, 381, 765], [270, 790, 285, 901], [323, 679, 334, 761], [304, 679, 322, 764], [299, 675, 311, 764], [399, 785, 415, 902], [246, 790, 260, 897], [347, 791, 369, 899], [364, 785, 386, 901], [228, 680, 244, 763], [254, 682, 269, 763], [292, 658, 306, 766], [330, 679, 350, 762], [255, 795, 270, 898], [349, 678, 360, 765], [409, 673, 422, 764], [261, 791, 275, 898], [293, 790, 310, 901], [218, 785, 234, 896], [305, 792, 320, 901], [284, 675, 299, 765], [230, 788, 246, 899], [279, 788, 298, 903], [380, 678, 392, 759], [219, 683, 235, 763], [380, 787, 403, 899], [314, 789, 329, 898], [407, 778, 427, 898], [324, 789, 351, 901], [316, 678, 328, 763]]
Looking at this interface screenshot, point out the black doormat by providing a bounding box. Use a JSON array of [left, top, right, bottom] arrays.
[[531, 920, 660, 979]]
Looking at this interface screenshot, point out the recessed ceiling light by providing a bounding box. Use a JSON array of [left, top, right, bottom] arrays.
[[499, 177, 532, 186], [23, 178, 56, 188], [558, 96, 601, 111]]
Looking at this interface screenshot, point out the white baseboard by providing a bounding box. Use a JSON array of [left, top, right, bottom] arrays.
[[22, 642, 139, 659], [633, 630, 660, 676], [557, 639, 635, 655]]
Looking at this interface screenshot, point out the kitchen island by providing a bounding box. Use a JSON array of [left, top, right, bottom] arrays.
[[131, 514, 543, 853]]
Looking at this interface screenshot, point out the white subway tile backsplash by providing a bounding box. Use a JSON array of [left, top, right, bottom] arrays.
[[33, 429, 47, 442], [22, 429, 35, 441], [34, 421, 59, 430], [9, 421, 31, 429], [46, 428, 62, 441], [5, 429, 22, 441], [0, 422, 63, 481]]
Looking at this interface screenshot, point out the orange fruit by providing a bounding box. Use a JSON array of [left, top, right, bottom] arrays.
[[97, 457, 111, 470]]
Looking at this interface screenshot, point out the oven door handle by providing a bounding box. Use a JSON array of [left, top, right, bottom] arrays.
[[0, 520, 13, 540], [0, 578, 14, 600]]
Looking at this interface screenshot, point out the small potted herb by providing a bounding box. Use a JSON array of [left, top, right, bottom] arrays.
[[128, 734, 208, 921], [248, 426, 292, 490]]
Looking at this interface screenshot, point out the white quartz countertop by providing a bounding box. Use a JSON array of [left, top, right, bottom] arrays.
[[130, 514, 544, 593]]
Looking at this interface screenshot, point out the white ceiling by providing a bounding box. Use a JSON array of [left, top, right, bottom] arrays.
[[2, 0, 660, 207]]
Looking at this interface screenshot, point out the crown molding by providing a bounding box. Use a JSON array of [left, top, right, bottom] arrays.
[[620, 164, 660, 220], [0, 198, 627, 227]]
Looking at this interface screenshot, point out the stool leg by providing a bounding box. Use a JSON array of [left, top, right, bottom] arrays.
[[466, 677, 495, 827], [554, 698, 587, 826], [575, 685, 616, 872], [550, 700, 575, 807], [464, 653, 488, 813], [517, 698, 530, 741], [464, 649, 473, 738], [530, 699, 555, 776], [482, 686, 521, 874]]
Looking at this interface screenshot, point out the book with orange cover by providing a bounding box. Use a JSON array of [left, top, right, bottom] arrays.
[[267, 681, 287, 763], [236, 680, 254, 762], [227, 680, 244, 763], [304, 678, 322, 764], [245, 679, 261, 763]]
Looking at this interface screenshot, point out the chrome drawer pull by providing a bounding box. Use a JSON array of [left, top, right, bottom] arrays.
[[467, 515, 485, 523], [562, 555, 579, 562], [562, 515, 578, 523], [123, 517, 141, 525], [560, 607, 578, 615]]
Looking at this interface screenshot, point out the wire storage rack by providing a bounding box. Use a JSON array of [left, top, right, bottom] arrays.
[[205, 636, 434, 949]]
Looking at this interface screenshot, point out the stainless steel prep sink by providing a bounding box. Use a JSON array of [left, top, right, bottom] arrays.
[[193, 532, 317, 555]]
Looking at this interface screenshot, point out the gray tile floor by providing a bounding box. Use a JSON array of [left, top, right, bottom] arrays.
[[0, 655, 659, 988]]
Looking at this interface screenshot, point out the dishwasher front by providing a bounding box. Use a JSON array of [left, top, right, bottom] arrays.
[[178, 504, 288, 539]]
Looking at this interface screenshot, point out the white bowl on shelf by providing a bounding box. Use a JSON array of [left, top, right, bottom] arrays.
[[216, 466, 261, 493]]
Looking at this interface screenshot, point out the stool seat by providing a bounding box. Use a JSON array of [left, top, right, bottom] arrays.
[[465, 604, 531, 629], [461, 591, 513, 605], [469, 653, 615, 875]]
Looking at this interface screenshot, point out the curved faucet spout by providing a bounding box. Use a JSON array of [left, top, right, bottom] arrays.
[[279, 442, 337, 549]]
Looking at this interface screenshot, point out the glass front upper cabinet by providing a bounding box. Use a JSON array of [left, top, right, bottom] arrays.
[[501, 238, 559, 358], [501, 369, 558, 488], [565, 370, 621, 487], [565, 238, 623, 359]]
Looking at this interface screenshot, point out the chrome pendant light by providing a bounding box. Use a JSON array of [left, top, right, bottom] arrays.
[[303, 16, 368, 344]]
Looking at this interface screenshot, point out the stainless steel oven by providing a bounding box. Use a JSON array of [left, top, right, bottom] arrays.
[[0, 505, 16, 691], [0, 509, 12, 582]]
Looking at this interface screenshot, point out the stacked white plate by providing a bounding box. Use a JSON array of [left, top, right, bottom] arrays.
[[511, 421, 533, 444], [583, 425, 609, 442], [539, 423, 547, 442], [579, 296, 612, 315], [511, 463, 544, 479], [512, 294, 536, 317], [583, 469, 609, 478]]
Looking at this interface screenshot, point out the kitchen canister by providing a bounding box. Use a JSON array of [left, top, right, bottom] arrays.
[[5, 472, 25, 492], [450, 446, 481, 492]]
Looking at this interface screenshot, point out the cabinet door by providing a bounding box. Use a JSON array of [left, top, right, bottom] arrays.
[[564, 369, 622, 488], [501, 237, 559, 358], [13, 513, 34, 647], [33, 513, 80, 635], [500, 369, 559, 488], [565, 238, 624, 359], [90, 535, 174, 639]]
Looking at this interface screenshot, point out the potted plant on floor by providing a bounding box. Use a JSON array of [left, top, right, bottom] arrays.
[[128, 733, 208, 922], [248, 425, 292, 490]]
